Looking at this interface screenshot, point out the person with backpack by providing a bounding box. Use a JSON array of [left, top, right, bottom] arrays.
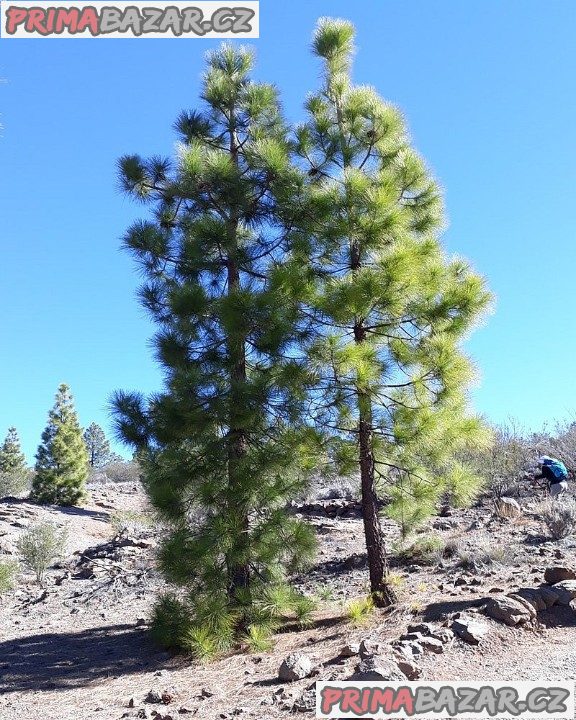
[[535, 456, 569, 497]]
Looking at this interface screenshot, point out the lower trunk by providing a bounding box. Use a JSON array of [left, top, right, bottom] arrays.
[[226, 421, 251, 605], [358, 414, 398, 608]]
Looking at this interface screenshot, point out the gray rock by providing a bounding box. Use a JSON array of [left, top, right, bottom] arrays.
[[392, 641, 423, 658], [350, 656, 405, 681], [550, 580, 576, 605], [279, 653, 313, 682], [495, 497, 522, 518], [293, 684, 317, 713], [484, 596, 534, 626], [359, 638, 386, 659], [452, 616, 489, 645], [144, 689, 163, 704], [511, 588, 546, 612]]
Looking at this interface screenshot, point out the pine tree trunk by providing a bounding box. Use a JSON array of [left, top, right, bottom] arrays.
[[358, 411, 397, 607], [225, 115, 251, 602], [355, 323, 397, 608]]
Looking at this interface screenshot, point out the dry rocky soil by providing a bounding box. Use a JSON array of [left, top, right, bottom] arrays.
[[1, 478, 576, 719]]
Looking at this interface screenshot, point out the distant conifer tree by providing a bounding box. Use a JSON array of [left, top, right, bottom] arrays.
[[83, 423, 112, 468], [0, 427, 28, 496], [32, 384, 88, 506]]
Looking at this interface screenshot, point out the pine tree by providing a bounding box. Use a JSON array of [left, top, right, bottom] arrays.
[[83, 422, 112, 468], [32, 384, 88, 506], [295, 19, 492, 605], [0, 427, 28, 497], [112, 45, 317, 654]]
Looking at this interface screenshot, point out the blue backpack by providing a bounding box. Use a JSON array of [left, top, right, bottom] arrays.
[[543, 458, 569, 480]]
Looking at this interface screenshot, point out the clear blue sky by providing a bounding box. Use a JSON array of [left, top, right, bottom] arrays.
[[1, 1, 575, 463]]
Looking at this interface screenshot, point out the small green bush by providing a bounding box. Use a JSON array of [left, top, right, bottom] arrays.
[[150, 592, 192, 649], [346, 596, 374, 627], [394, 534, 445, 566], [16, 521, 67, 584], [0, 559, 18, 593]]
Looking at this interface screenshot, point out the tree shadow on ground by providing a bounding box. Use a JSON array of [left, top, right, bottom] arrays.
[[0, 624, 172, 693], [0, 497, 110, 523], [52, 505, 111, 522]]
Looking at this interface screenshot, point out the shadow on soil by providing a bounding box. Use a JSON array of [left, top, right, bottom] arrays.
[[0, 497, 110, 523], [0, 624, 171, 693]]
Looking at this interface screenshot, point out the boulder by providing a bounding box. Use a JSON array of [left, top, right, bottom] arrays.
[[359, 638, 386, 659], [511, 588, 547, 612], [451, 616, 489, 645], [349, 656, 405, 681], [278, 654, 313, 682], [484, 596, 534, 626], [495, 497, 522, 518], [550, 580, 576, 606], [145, 689, 163, 704], [406, 623, 433, 636], [545, 567, 576, 585], [392, 640, 423, 658]]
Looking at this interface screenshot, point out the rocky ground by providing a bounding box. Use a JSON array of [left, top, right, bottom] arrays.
[[1, 479, 576, 719]]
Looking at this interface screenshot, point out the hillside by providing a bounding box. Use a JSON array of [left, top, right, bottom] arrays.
[[1, 478, 576, 719]]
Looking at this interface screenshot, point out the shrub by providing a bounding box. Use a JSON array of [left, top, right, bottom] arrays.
[[442, 536, 464, 559], [462, 421, 533, 499], [454, 536, 513, 570], [110, 509, 154, 535], [0, 559, 17, 593], [0, 470, 32, 499], [538, 499, 576, 540], [243, 624, 273, 653], [16, 521, 67, 584], [394, 535, 445, 566], [346, 596, 374, 627], [100, 461, 141, 484]]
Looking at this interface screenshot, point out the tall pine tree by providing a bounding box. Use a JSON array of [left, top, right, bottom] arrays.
[[112, 45, 316, 654], [0, 427, 28, 497], [294, 19, 492, 605], [84, 422, 111, 468], [32, 384, 88, 506]]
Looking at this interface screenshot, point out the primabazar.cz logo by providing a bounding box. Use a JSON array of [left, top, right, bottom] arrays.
[[316, 681, 575, 719], [0, 0, 259, 37]]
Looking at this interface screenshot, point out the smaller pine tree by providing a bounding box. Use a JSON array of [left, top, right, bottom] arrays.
[[0, 427, 29, 497], [31, 384, 88, 506], [83, 422, 111, 468]]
